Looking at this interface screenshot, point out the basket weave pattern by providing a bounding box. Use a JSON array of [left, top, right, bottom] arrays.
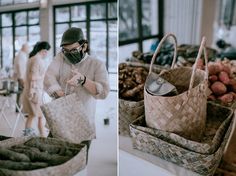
[[145, 34, 208, 141]]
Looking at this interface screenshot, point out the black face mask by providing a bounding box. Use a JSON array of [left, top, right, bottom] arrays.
[[64, 50, 84, 64]]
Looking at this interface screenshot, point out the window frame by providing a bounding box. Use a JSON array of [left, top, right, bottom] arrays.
[[0, 8, 40, 68], [119, 0, 164, 52]]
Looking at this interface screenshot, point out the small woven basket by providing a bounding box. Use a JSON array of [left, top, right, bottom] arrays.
[[145, 34, 209, 141]]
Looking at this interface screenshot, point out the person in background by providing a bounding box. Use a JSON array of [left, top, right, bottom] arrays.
[[13, 43, 30, 110], [22, 41, 51, 137], [44, 27, 110, 161]]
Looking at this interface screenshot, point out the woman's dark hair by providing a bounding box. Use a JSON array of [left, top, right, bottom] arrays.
[[78, 39, 89, 53], [29, 41, 51, 58]]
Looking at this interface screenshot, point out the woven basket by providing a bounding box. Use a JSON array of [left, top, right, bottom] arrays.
[[130, 105, 234, 175], [145, 34, 209, 141], [119, 62, 164, 136], [41, 93, 95, 144], [0, 137, 86, 176], [131, 102, 233, 154]]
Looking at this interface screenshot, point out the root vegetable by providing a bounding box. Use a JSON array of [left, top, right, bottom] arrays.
[[211, 81, 227, 95], [0, 160, 48, 170], [229, 92, 236, 99], [218, 93, 234, 104], [218, 71, 230, 85], [209, 75, 218, 83], [208, 64, 220, 75], [228, 79, 236, 92], [11, 147, 71, 165], [0, 147, 30, 162]]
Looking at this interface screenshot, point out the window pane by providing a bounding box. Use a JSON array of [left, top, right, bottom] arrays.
[[15, 12, 27, 26], [1, 13, 12, 27], [71, 5, 86, 21], [119, 0, 138, 41], [29, 25, 40, 46], [142, 0, 158, 37], [1, 0, 13, 5], [119, 43, 138, 62], [15, 26, 27, 54], [143, 39, 157, 53], [90, 21, 107, 64], [55, 24, 69, 53], [2, 28, 13, 68], [91, 3, 106, 19], [71, 22, 86, 37], [56, 7, 69, 22], [29, 10, 39, 24], [108, 2, 117, 18], [108, 21, 117, 73]]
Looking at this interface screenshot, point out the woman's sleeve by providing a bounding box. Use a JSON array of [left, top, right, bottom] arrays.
[[93, 61, 110, 99], [43, 56, 62, 95]]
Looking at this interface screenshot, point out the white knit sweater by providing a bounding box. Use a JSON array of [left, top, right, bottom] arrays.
[[43, 52, 110, 133]]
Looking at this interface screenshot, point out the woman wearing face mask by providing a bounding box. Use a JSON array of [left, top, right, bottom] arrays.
[[22, 41, 51, 137], [44, 27, 110, 157]]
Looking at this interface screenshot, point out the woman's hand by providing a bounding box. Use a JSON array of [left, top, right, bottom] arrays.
[[67, 70, 85, 87]]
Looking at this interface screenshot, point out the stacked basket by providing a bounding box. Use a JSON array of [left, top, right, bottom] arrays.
[[119, 62, 164, 136], [129, 34, 234, 175]]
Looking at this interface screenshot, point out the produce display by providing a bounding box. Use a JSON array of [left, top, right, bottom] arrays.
[[206, 59, 236, 105], [0, 138, 82, 171], [119, 63, 148, 101], [128, 44, 217, 68]]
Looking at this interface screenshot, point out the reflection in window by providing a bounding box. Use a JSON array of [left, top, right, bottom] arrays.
[[109, 2, 117, 18], [142, 0, 158, 37], [15, 26, 27, 52], [71, 6, 86, 21], [55, 7, 70, 22], [0, 0, 39, 5], [119, 0, 138, 41], [1, 13, 12, 27], [29, 10, 39, 24], [15, 12, 27, 26], [90, 3, 106, 19], [29, 25, 40, 46], [2, 28, 13, 68], [90, 21, 107, 64]]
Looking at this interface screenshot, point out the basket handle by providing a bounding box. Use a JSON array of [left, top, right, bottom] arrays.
[[148, 33, 178, 75], [189, 37, 208, 90]]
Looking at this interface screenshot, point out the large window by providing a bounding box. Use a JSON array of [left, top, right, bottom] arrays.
[[54, 1, 117, 90], [119, 0, 163, 61], [0, 9, 40, 68]]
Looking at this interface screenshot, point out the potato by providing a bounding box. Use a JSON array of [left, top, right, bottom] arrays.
[[218, 93, 234, 104], [218, 71, 230, 85], [208, 64, 220, 75], [228, 79, 236, 92], [196, 59, 204, 70], [211, 81, 227, 95], [209, 75, 218, 83]]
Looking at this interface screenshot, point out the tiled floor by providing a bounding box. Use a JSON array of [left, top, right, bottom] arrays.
[[0, 91, 117, 176]]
